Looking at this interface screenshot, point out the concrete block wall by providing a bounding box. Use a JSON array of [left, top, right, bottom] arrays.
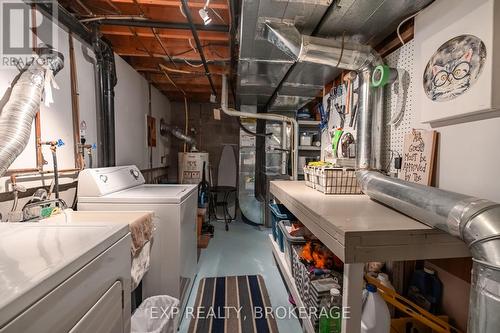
[[168, 102, 240, 184]]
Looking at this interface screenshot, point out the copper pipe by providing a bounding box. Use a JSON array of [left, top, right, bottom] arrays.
[[6, 168, 81, 178], [31, 4, 44, 171]]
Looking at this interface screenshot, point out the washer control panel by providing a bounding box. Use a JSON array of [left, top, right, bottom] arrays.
[[77, 165, 145, 197]]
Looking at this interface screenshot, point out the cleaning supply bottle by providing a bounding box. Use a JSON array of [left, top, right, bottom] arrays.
[[361, 284, 390, 333], [407, 267, 442, 314], [197, 161, 209, 208], [319, 288, 342, 333]]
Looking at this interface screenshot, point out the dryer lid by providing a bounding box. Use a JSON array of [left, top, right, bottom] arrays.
[[79, 184, 197, 204]]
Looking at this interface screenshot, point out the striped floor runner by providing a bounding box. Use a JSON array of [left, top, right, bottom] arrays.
[[188, 275, 279, 333]]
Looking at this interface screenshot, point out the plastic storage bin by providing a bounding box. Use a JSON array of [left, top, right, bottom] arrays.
[[269, 203, 296, 242], [131, 295, 179, 333], [278, 220, 306, 271]]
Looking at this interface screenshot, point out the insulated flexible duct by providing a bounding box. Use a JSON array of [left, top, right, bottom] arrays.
[[265, 22, 500, 332], [0, 49, 64, 177]]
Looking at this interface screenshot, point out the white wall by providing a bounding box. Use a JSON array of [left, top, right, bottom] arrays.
[[114, 55, 171, 169], [0, 8, 171, 220]]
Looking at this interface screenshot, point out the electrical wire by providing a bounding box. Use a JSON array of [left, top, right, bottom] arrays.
[[210, 8, 225, 24], [188, 38, 198, 54], [183, 58, 204, 68], [179, 3, 187, 17], [184, 96, 189, 153], [335, 31, 346, 67], [397, 11, 421, 46]]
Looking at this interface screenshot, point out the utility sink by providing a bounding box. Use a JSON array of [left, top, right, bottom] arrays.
[[41, 209, 155, 291], [40, 209, 153, 225]]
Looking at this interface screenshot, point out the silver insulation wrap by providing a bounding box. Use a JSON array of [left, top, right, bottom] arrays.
[[0, 50, 64, 176]]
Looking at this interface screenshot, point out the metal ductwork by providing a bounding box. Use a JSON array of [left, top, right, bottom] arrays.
[[165, 126, 198, 152], [263, 11, 500, 333], [356, 152, 500, 332], [265, 22, 384, 170], [237, 0, 434, 111], [0, 48, 64, 177]]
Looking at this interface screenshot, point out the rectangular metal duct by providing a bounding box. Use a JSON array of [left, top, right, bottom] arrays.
[[237, 0, 332, 109], [237, 0, 433, 112]]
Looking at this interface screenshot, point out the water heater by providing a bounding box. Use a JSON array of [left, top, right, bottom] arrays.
[[178, 152, 209, 184]]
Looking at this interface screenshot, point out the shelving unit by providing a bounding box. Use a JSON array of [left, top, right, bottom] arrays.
[[297, 119, 321, 126], [269, 235, 315, 333], [270, 180, 471, 333], [299, 146, 321, 151]]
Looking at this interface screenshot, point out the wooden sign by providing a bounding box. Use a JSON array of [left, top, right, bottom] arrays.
[[147, 116, 157, 147], [399, 129, 437, 185]]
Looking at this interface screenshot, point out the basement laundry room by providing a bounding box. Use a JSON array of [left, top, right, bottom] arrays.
[[1, 0, 500, 333]]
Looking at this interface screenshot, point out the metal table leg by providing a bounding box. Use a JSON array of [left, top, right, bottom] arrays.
[[341, 263, 364, 333]]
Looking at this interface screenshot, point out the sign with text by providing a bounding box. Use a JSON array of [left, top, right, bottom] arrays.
[[0, 1, 58, 69], [399, 129, 437, 185]]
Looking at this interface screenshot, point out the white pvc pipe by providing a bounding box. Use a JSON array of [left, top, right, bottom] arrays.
[[220, 75, 299, 180]]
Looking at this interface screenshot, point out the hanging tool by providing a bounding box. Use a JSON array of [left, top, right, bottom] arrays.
[[349, 93, 358, 128], [318, 102, 329, 132], [332, 129, 343, 158], [333, 85, 346, 128]]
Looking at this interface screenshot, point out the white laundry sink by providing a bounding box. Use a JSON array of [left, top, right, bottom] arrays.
[[40, 209, 153, 225], [41, 209, 155, 291]]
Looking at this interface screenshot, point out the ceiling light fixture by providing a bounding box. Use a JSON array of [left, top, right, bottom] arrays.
[[198, 0, 212, 25]]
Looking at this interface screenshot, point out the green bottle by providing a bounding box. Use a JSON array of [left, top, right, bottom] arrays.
[[319, 288, 342, 333]]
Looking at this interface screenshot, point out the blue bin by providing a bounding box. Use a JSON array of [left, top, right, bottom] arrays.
[[269, 203, 297, 243]]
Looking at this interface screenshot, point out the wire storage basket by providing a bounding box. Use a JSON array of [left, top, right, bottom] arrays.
[[303, 165, 362, 194]]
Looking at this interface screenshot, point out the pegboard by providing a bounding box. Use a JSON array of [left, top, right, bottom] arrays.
[[381, 39, 418, 174], [320, 39, 418, 170]]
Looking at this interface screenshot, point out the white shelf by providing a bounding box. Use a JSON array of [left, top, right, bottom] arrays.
[[270, 181, 470, 263], [298, 120, 320, 126], [298, 146, 321, 151], [269, 235, 315, 333]]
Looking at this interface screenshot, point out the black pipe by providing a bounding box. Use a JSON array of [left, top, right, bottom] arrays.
[[51, 149, 59, 199], [29, 1, 93, 45], [93, 25, 117, 167], [98, 19, 228, 32], [180, 0, 218, 97]]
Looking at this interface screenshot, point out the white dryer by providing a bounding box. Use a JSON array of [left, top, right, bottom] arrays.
[[77, 165, 198, 316], [0, 223, 131, 333]]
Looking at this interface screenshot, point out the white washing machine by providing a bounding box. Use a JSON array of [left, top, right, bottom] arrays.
[[77, 165, 198, 316], [0, 223, 131, 333]]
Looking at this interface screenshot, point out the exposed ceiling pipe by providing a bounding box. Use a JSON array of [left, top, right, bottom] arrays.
[[180, 0, 218, 98], [97, 18, 229, 32], [220, 75, 299, 180], [29, 2, 93, 45], [264, 22, 384, 170], [0, 48, 64, 177], [266, 21, 500, 333]]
